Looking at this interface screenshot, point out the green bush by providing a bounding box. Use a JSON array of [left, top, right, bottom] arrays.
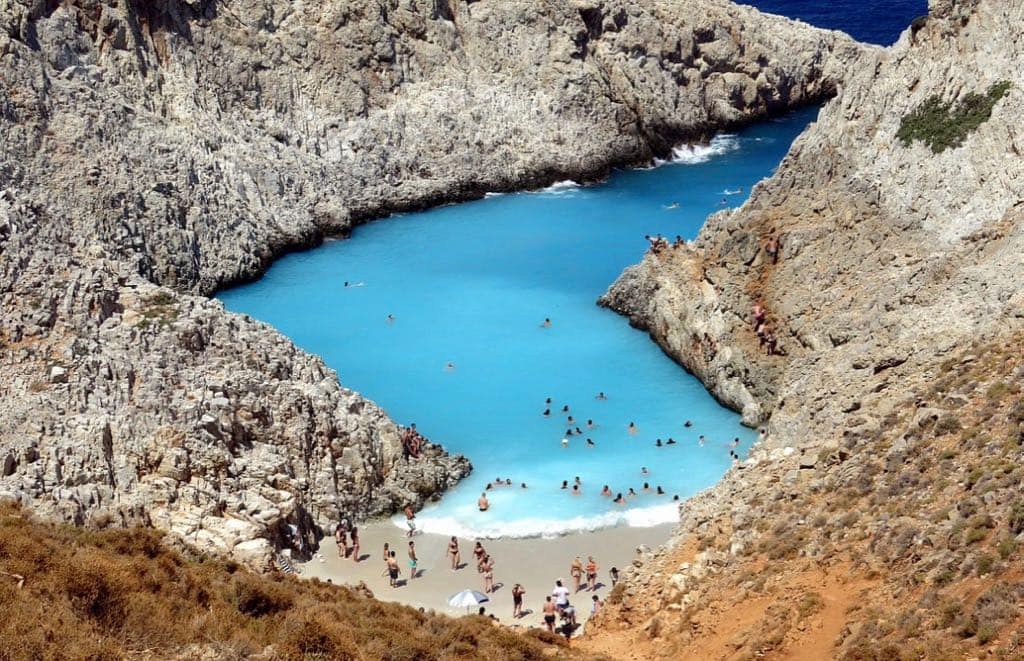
[[897, 81, 1012, 153]]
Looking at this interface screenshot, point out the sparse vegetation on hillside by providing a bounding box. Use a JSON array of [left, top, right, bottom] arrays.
[[897, 81, 1012, 152], [0, 509, 577, 660], [587, 335, 1024, 659]]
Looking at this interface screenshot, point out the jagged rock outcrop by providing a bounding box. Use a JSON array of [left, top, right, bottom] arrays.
[[0, 0, 864, 565], [596, 0, 1024, 656]]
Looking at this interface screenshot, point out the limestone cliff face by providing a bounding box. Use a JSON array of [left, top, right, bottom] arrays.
[[0, 0, 863, 565], [597, 1, 1024, 656]]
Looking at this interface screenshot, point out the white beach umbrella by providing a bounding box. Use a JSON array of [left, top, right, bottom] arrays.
[[448, 589, 490, 610]]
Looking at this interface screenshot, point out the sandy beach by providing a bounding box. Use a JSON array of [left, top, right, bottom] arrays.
[[297, 518, 673, 630]]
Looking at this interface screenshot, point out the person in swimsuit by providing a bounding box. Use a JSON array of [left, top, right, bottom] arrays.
[[478, 493, 489, 511], [542, 596, 557, 632], [482, 555, 495, 593], [585, 556, 599, 591], [570, 556, 583, 593], [601, 485, 612, 496], [407, 541, 418, 579], [404, 504, 416, 537], [613, 493, 625, 504], [349, 525, 360, 562], [628, 487, 637, 497], [512, 583, 525, 618], [474, 542, 487, 572], [382, 542, 389, 564], [386, 550, 400, 587], [447, 536, 461, 570], [335, 523, 348, 558]]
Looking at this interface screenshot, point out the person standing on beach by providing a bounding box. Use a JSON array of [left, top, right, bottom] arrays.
[[552, 579, 570, 613], [482, 554, 495, 593], [447, 536, 461, 570], [542, 596, 557, 632], [387, 550, 400, 587], [512, 583, 525, 618], [478, 492, 489, 511], [474, 541, 487, 572], [585, 556, 599, 591], [349, 525, 360, 562], [407, 541, 418, 579], [335, 523, 348, 558], [382, 542, 390, 565], [570, 556, 583, 593]]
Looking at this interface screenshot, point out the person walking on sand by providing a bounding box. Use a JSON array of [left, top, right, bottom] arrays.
[[482, 554, 495, 593], [447, 536, 461, 570], [570, 556, 584, 593], [407, 540, 418, 579], [349, 525, 360, 562], [542, 596, 557, 632], [586, 556, 599, 591], [512, 583, 525, 618], [404, 504, 417, 537]]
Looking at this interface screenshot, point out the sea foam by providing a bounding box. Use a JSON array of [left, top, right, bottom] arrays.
[[655, 134, 740, 166], [393, 502, 680, 540]]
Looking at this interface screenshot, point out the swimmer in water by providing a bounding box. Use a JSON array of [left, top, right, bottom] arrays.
[[565, 428, 573, 437], [386, 314, 395, 323], [541, 318, 552, 328], [665, 202, 679, 210], [587, 419, 595, 429], [561, 480, 569, 489], [521, 482, 528, 489], [601, 485, 612, 496], [613, 493, 625, 504], [656, 439, 662, 447], [666, 438, 676, 445], [656, 486, 665, 495], [567, 416, 575, 425], [445, 362, 455, 371], [543, 408, 550, 417], [575, 426, 583, 435], [643, 482, 650, 492], [596, 392, 607, 400], [627, 487, 637, 497], [698, 435, 705, 447], [574, 476, 581, 486], [562, 405, 570, 413], [571, 485, 580, 495], [561, 437, 569, 448], [586, 438, 595, 447], [641, 467, 649, 475], [628, 422, 637, 435]]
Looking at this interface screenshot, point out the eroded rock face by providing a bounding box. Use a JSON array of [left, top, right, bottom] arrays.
[[597, 1, 1024, 654], [0, 0, 864, 564], [602, 0, 1024, 446]]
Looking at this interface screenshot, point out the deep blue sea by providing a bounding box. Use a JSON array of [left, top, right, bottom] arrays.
[[743, 0, 927, 45], [220, 4, 924, 538]]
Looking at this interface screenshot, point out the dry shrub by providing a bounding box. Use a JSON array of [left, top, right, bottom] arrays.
[[0, 505, 563, 660]]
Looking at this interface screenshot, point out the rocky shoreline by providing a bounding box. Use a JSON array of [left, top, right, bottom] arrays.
[[0, 0, 866, 568], [593, 0, 1024, 656]]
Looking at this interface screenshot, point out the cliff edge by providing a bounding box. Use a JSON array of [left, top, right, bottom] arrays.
[[595, 0, 1024, 656]]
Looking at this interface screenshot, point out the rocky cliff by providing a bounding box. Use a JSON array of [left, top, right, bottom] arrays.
[[595, 0, 1024, 656], [0, 0, 863, 566]]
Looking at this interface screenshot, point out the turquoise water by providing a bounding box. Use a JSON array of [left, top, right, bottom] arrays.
[[219, 108, 816, 538]]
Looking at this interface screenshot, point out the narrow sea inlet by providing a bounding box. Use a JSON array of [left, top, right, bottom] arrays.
[[219, 108, 816, 538]]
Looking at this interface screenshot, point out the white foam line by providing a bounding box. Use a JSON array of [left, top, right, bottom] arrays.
[[537, 180, 581, 194], [392, 502, 679, 540], [654, 134, 740, 166]]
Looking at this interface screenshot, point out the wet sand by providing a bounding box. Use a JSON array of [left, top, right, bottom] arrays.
[[296, 518, 673, 629]]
